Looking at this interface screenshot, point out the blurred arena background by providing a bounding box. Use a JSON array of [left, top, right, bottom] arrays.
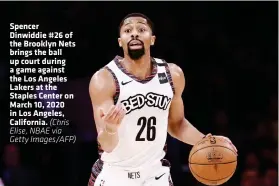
[[0, 2, 277, 186]]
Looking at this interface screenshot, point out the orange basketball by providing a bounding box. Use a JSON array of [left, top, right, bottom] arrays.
[[188, 136, 237, 185]]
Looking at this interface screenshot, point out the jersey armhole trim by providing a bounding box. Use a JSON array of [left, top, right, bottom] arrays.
[[104, 66, 120, 104], [162, 60, 175, 94]]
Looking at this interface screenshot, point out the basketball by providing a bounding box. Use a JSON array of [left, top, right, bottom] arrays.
[[188, 136, 237, 185]]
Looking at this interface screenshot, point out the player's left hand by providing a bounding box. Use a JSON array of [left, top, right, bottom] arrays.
[[205, 134, 238, 155]]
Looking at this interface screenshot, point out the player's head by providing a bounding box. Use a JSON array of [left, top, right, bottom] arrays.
[[118, 13, 156, 60]]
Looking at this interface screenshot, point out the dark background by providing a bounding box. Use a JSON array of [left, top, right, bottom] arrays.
[[0, 2, 278, 186]]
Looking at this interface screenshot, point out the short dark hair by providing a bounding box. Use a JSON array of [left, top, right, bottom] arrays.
[[119, 13, 154, 34]]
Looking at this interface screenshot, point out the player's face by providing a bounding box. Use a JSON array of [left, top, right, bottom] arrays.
[[118, 17, 155, 60]]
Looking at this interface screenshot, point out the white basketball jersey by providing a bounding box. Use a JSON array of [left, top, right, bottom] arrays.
[[100, 56, 174, 168]]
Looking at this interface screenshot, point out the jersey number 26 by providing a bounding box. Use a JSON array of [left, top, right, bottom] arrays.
[[136, 116, 156, 141]]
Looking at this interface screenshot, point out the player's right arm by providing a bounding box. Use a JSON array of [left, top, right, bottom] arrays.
[[89, 68, 125, 153]]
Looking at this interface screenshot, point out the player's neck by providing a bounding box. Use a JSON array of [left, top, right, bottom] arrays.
[[123, 54, 152, 80]]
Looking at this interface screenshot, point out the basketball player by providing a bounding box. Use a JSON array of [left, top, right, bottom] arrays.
[[88, 13, 237, 186]]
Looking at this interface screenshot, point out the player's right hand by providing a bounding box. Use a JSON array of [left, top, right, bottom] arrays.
[[100, 104, 126, 133]]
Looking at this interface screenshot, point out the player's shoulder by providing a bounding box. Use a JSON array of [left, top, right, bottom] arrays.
[[91, 58, 116, 81], [89, 61, 116, 93], [168, 63, 184, 78], [166, 63, 185, 91]]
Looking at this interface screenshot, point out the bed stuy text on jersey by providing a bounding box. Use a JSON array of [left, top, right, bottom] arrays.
[[121, 92, 172, 114]]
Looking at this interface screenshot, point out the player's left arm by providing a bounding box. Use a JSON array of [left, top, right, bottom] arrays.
[[167, 63, 204, 145], [167, 63, 237, 152]]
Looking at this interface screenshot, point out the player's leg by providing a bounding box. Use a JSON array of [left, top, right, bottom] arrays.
[[89, 159, 140, 186], [143, 166, 173, 186], [143, 159, 174, 186], [94, 168, 141, 186]]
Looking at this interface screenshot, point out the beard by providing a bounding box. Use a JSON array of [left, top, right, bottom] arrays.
[[128, 47, 145, 60], [127, 39, 145, 60]]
